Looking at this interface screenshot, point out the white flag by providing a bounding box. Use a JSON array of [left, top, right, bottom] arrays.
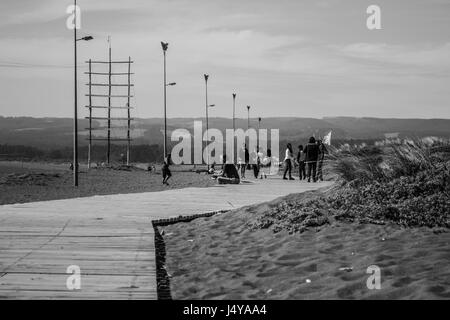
[[323, 131, 332, 146]]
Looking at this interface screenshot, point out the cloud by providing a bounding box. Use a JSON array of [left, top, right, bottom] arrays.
[[338, 42, 450, 69], [0, 0, 449, 118]]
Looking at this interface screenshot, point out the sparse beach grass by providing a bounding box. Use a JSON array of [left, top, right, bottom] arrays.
[[158, 141, 450, 299], [0, 161, 215, 205]]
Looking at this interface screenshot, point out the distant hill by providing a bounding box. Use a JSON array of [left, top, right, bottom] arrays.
[[0, 116, 449, 149]]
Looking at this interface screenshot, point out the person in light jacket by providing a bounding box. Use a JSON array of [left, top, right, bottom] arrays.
[[282, 143, 295, 180]]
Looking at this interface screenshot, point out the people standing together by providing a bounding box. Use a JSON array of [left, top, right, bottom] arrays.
[[283, 136, 328, 182], [161, 137, 328, 185]]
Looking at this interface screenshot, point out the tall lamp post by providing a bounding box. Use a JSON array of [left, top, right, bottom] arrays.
[[73, 0, 93, 187], [161, 41, 169, 159], [204, 74, 210, 170], [232, 93, 236, 133], [257, 117, 262, 151], [161, 42, 176, 161], [246, 105, 251, 130], [232, 93, 236, 164]]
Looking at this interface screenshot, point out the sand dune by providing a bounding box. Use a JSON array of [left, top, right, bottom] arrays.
[[160, 199, 450, 300]]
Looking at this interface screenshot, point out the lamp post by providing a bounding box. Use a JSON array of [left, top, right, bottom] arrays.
[[204, 74, 210, 170], [161, 41, 169, 160], [73, 0, 93, 187], [246, 105, 251, 130], [232, 93, 236, 133], [232, 93, 236, 164], [257, 117, 262, 151]]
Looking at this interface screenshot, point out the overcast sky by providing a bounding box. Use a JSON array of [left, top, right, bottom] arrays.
[[0, 0, 449, 119]]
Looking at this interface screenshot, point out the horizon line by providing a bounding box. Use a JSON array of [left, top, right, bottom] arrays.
[[1, 115, 450, 121]]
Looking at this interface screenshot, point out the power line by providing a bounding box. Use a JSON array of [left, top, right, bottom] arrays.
[[0, 60, 84, 69]]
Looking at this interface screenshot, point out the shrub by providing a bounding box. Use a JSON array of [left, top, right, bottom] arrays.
[[249, 139, 449, 233]]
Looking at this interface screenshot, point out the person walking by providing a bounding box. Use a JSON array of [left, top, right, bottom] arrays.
[[296, 144, 306, 180], [304, 137, 319, 182], [244, 144, 250, 176], [162, 154, 173, 185], [283, 143, 295, 180], [252, 147, 262, 179], [316, 139, 329, 181]]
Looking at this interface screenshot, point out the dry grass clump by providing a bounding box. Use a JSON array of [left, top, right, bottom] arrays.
[[249, 139, 449, 233]]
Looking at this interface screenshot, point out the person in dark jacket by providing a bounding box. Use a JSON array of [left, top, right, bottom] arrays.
[[245, 145, 250, 170], [296, 145, 306, 180], [304, 137, 319, 182], [316, 139, 329, 181], [218, 155, 240, 184], [162, 154, 172, 185], [239, 144, 250, 179]]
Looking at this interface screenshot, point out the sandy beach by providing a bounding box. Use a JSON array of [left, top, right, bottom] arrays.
[[0, 161, 215, 205], [159, 193, 450, 300]]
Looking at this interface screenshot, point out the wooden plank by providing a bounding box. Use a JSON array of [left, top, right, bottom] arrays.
[[0, 273, 156, 300], [0, 177, 331, 299]]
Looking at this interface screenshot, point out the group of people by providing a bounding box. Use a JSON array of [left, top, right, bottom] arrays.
[[160, 137, 328, 185], [236, 144, 271, 180], [282, 137, 328, 182], [216, 145, 272, 185]]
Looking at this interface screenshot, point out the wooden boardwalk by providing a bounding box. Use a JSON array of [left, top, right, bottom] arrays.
[[0, 177, 331, 299]]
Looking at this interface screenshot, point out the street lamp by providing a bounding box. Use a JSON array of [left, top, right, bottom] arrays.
[[232, 93, 236, 164], [257, 117, 262, 151], [246, 105, 251, 130], [73, 0, 93, 187], [77, 36, 93, 41], [161, 41, 171, 160], [232, 93, 236, 132], [204, 74, 210, 170]]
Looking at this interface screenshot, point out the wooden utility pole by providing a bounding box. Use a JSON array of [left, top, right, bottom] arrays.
[[88, 59, 92, 168], [127, 56, 131, 165], [85, 50, 134, 166], [107, 37, 112, 164]]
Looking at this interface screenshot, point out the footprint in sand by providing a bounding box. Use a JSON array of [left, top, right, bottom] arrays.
[[302, 263, 318, 272], [392, 276, 414, 288], [428, 285, 450, 299], [336, 282, 365, 299]]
